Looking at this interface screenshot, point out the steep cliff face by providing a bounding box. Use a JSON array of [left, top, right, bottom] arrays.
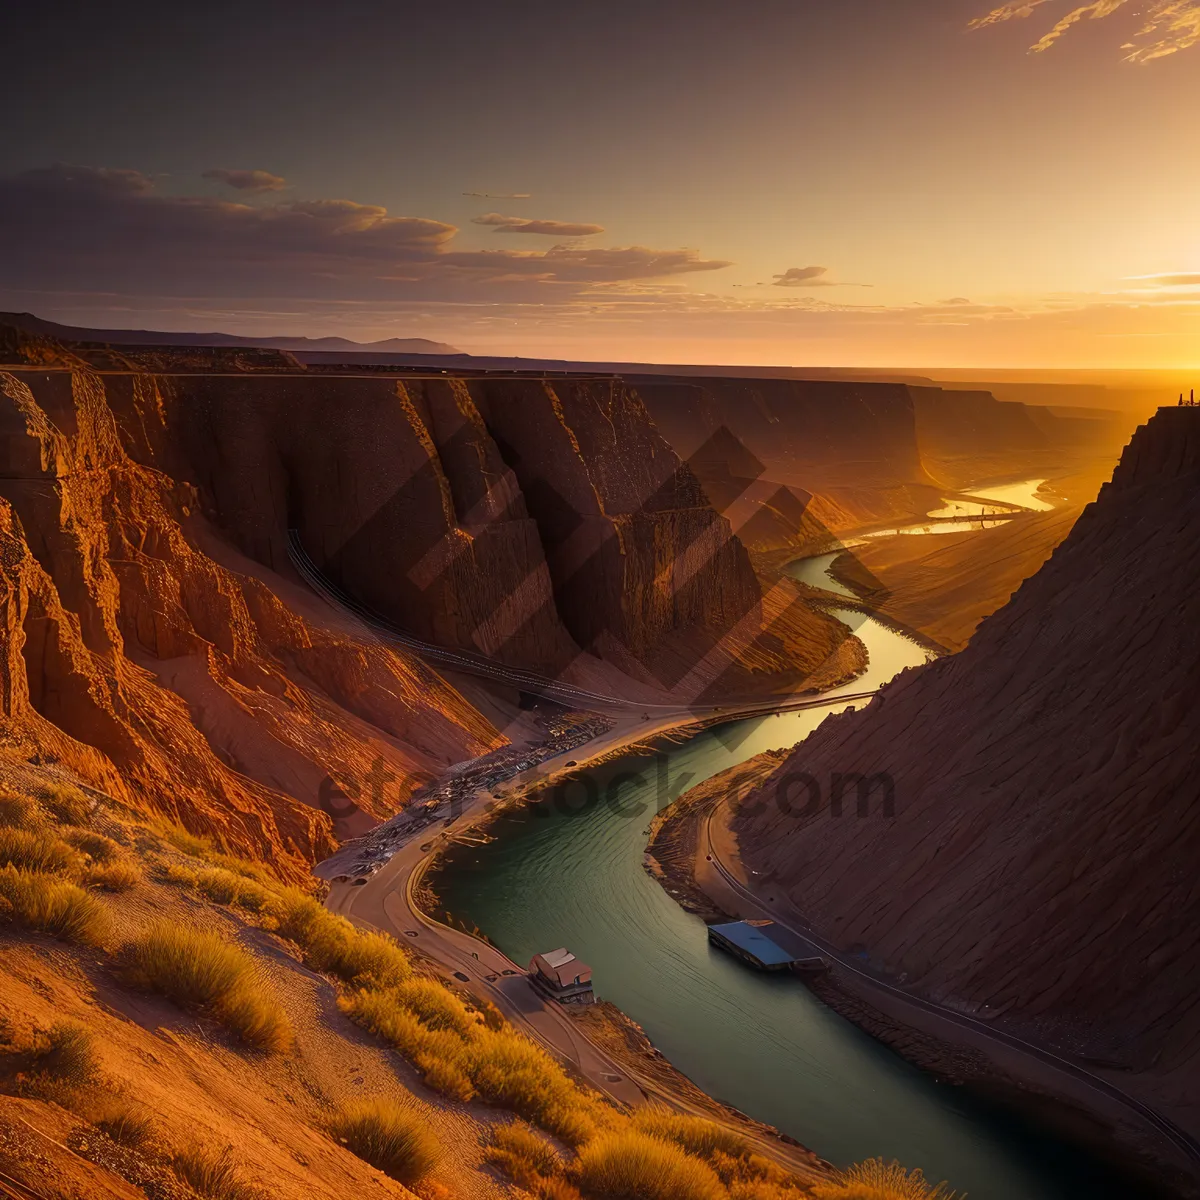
[[138, 372, 775, 687], [0, 366, 504, 874], [732, 407, 1200, 1120]]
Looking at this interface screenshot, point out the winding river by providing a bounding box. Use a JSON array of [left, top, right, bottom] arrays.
[[430, 497, 1149, 1200]]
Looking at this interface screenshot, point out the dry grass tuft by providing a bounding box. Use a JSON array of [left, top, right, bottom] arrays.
[[414, 1052, 476, 1102], [270, 890, 412, 988], [90, 1096, 156, 1149], [157, 860, 200, 888], [35, 783, 91, 826], [340, 985, 604, 1144], [121, 922, 291, 1052], [84, 860, 142, 892], [632, 1109, 752, 1164], [0, 828, 81, 875], [172, 1145, 265, 1200], [727, 1183, 807, 1200], [390, 976, 476, 1036], [574, 1130, 727, 1200], [158, 824, 274, 884], [60, 828, 122, 864], [0, 792, 47, 831], [31, 1022, 100, 1087], [0, 867, 113, 946], [196, 867, 270, 912], [329, 1099, 441, 1186], [486, 1121, 564, 1189], [468, 1032, 600, 1146], [537, 1180, 586, 1200], [811, 1159, 958, 1200]]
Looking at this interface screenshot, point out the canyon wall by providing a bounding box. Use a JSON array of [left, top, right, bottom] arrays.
[[731, 406, 1200, 1125], [0, 363, 506, 873], [909, 385, 1125, 489], [151, 370, 829, 692], [637, 376, 1125, 561], [0, 330, 865, 861]]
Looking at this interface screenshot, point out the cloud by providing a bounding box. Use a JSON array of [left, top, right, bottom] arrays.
[[203, 168, 288, 193], [939, 297, 974, 305], [438, 244, 730, 282], [463, 191, 532, 199], [15, 163, 154, 196], [970, 0, 1200, 62], [0, 164, 730, 306], [1124, 272, 1200, 287], [472, 213, 605, 236], [773, 266, 833, 288], [969, 0, 1055, 28], [772, 266, 870, 289]]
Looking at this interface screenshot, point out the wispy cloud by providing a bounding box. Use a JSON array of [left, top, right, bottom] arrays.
[[971, 0, 1200, 61], [772, 266, 870, 289], [203, 168, 288, 193], [463, 190, 532, 199], [472, 213, 604, 236], [1124, 272, 1200, 287]]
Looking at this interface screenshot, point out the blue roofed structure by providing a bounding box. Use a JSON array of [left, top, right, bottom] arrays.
[[707, 920, 798, 971]]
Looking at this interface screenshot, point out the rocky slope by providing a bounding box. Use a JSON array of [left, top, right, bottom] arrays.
[[731, 406, 1200, 1133]]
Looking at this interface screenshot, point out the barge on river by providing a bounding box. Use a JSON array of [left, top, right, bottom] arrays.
[[707, 920, 828, 974]]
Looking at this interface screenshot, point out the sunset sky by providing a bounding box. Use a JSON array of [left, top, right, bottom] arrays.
[[2, 0, 1197, 367]]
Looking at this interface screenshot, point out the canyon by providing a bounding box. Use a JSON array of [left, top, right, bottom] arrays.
[[0, 315, 1175, 1200], [0, 320, 1123, 874]]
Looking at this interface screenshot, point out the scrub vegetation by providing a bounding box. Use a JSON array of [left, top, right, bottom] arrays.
[[812, 1159, 959, 1199], [119, 922, 292, 1052], [328, 1099, 441, 1185]]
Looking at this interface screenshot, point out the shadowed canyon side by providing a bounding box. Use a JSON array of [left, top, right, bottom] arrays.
[[729, 405, 1200, 1150], [118, 360, 858, 696]]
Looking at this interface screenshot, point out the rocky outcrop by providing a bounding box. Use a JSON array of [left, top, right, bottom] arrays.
[[0, 365, 504, 875], [731, 406, 1200, 1128]]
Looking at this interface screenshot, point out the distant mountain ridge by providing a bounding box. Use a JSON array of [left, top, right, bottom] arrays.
[[0, 311, 464, 356]]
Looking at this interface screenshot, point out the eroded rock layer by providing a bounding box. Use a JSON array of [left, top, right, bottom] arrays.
[[0, 366, 505, 875]]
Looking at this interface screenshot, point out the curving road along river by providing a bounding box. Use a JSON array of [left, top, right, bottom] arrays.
[[430, 517, 1156, 1200]]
